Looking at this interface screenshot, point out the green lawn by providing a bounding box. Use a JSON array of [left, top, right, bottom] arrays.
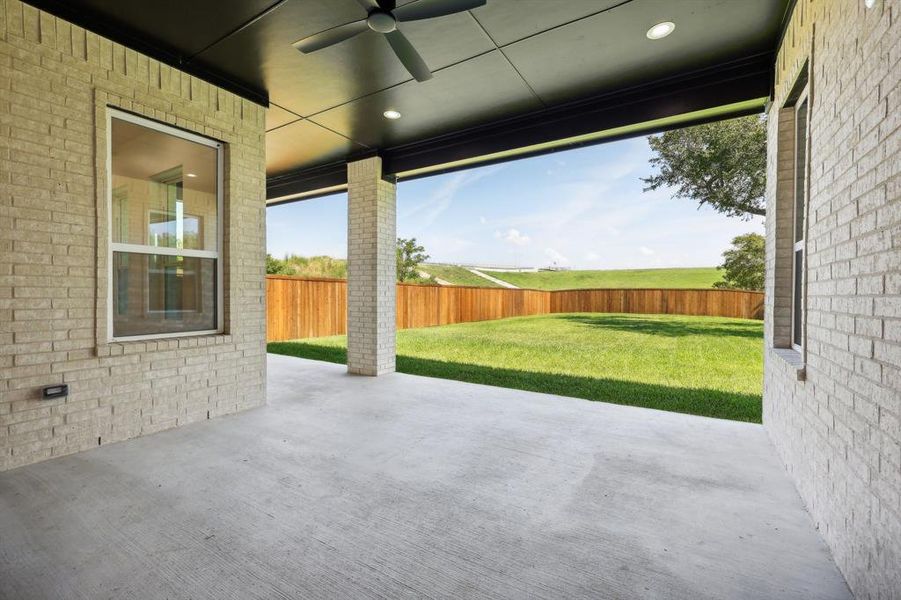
[[268, 313, 763, 422], [481, 267, 723, 290], [420, 264, 503, 287]]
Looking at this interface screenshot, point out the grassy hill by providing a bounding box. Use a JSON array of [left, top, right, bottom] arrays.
[[481, 267, 723, 290], [420, 264, 503, 288], [267, 256, 724, 290]]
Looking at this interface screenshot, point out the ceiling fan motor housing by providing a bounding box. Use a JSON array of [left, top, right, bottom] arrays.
[[367, 11, 397, 33]]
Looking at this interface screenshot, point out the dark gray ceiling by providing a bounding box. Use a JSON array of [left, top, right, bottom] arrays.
[[25, 0, 790, 198]]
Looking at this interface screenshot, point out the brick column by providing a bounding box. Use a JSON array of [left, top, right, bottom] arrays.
[[346, 156, 396, 376]]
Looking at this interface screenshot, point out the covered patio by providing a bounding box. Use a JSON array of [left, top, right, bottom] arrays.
[[3, 0, 899, 595], [0, 355, 849, 599]]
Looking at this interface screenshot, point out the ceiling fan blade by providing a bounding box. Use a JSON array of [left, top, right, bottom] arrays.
[[356, 0, 394, 11], [384, 30, 432, 82], [393, 0, 485, 22], [293, 19, 368, 53]]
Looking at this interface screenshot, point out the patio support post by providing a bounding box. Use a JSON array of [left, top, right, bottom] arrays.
[[346, 156, 397, 376]]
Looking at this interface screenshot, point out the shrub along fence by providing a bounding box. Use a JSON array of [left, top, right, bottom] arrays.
[[266, 275, 764, 342]]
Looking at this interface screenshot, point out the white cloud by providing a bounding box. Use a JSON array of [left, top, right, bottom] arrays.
[[479, 216, 487, 225], [584, 251, 601, 261], [495, 228, 531, 246], [545, 248, 569, 265], [639, 246, 655, 256], [400, 165, 502, 227], [502, 148, 649, 235]]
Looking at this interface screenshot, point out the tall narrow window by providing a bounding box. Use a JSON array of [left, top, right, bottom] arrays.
[[791, 94, 809, 349], [109, 109, 222, 340]]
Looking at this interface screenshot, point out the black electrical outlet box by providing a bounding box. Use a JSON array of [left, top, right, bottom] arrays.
[[42, 384, 68, 399]]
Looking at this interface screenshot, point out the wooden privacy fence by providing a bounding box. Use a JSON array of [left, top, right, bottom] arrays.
[[266, 275, 764, 342]]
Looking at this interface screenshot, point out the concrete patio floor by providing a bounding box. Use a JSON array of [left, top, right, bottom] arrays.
[[0, 354, 849, 599]]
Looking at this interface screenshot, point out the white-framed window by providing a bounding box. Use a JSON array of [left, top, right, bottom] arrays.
[[791, 89, 809, 351], [108, 108, 223, 341]]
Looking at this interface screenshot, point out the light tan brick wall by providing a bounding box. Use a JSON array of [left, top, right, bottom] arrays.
[[0, 0, 267, 470], [764, 0, 900, 597], [346, 156, 396, 376]]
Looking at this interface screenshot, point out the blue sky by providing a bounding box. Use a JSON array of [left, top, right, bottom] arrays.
[[267, 136, 764, 269]]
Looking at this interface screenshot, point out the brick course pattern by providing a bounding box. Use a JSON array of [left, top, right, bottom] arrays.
[[764, 0, 900, 597], [346, 157, 396, 376], [0, 0, 267, 471]]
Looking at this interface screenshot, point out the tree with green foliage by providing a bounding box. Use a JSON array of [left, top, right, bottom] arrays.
[[266, 254, 290, 275], [396, 237, 433, 283], [642, 115, 767, 219], [713, 233, 765, 291]]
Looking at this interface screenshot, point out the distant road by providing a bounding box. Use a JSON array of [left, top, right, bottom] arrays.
[[418, 270, 452, 285], [467, 269, 519, 289]]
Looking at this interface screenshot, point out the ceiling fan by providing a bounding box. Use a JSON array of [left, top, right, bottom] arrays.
[[293, 0, 487, 82]]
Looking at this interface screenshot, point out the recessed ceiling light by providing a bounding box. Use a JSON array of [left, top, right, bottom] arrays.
[[186, 173, 197, 178], [646, 21, 675, 40], [383, 110, 402, 120]]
